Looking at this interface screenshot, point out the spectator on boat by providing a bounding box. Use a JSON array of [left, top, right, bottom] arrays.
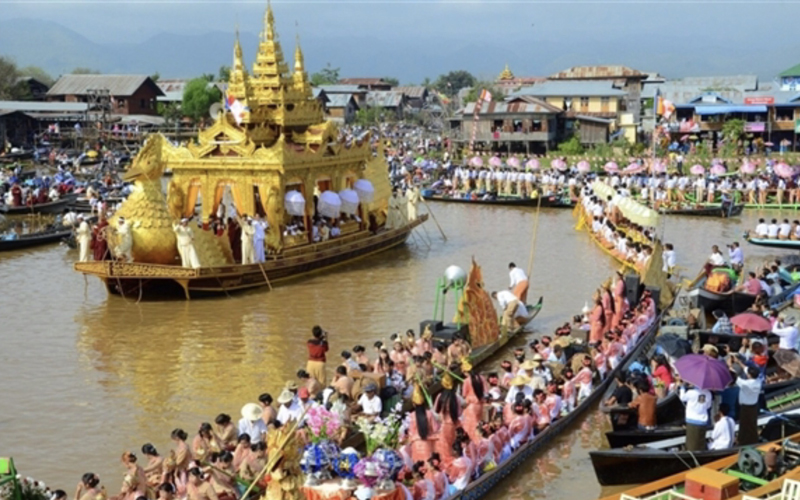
[[651, 354, 674, 392], [191, 423, 218, 463], [237, 403, 266, 444], [256, 394, 277, 429], [186, 467, 220, 500], [276, 387, 302, 424], [772, 316, 798, 352], [711, 310, 733, 335], [141, 444, 163, 488], [736, 271, 762, 295], [701, 344, 720, 359], [306, 325, 329, 385], [755, 218, 768, 238], [736, 366, 762, 446], [354, 382, 382, 421], [73, 473, 102, 500], [76, 215, 91, 262], [707, 245, 725, 268], [604, 372, 632, 407], [109, 452, 147, 500], [296, 369, 323, 399], [767, 219, 780, 239], [629, 379, 657, 431], [508, 262, 529, 303], [728, 242, 744, 271], [678, 379, 713, 452], [709, 403, 735, 451]]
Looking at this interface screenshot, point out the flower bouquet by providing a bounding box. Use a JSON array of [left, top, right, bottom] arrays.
[[332, 447, 361, 489], [305, 405, 342, 444], [356, 409, 403, 455]]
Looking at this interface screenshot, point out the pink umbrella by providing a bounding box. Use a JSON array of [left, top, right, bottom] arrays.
[[577, 160, 591, 173], [604, 161, 619, 173], [508, 157, 521, 168], [526, 159, 540, 170], [551, 159, 567, 171], [776, 162, 795, 178], [690, 164, 705, 176], [710, 164, 726, 175], [623, 162, 644, 174], [651, 160, 666, 174], [741, 162, 756, 175], [711, 158, 722, 166], [489, 156, 502, 168], [469, 156, 483, 167]]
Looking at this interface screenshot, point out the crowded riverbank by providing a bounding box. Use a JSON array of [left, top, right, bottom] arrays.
[[0, 203, 794, 500]]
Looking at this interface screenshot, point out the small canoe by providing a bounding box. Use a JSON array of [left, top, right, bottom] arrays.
[[745, 231, 800, 250], [660, 203, 744, 218], [421, 190, 574, 208], [0, 227, 73, 251], [590, 407, 800, 486], [687, 267, 757, 316], [0, 198, 71, 215]]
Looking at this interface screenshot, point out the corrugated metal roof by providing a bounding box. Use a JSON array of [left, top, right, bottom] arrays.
[[317, 85, 363, 94], [48, 75, 164, 97], [511, 81, 626, 97], [339, 78, 390, 86], [0, 100, 90, 112], [779, 63, 800, 78], [463, 97, 562, 115], [394, 86, 428, 99], [326, 93, 358, 108], [642, 75, 759, 104], [366, 91, 404, 108], [550, 65, 646, 80]]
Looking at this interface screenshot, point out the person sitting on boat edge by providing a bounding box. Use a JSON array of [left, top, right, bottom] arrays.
[[708, 403, 735, 451]]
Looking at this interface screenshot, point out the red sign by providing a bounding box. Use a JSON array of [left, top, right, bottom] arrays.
[[744, 96, 774, 105]]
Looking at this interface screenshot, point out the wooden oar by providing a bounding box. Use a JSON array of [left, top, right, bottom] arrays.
[[257, 261, 273, 291], [420, 197, 447, 241]]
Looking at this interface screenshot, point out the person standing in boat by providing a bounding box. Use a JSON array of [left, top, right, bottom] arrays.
[[239, 217, 255, 265], [252, 214, 267, 262], [114, 217, 134, 262], [76, 215, 92, 262], [407, 384, 440, 465], [508, 263, 528, 304], [407, 185, 420, 221], [433, 372, 461, 466], [735, 366, 762, 446], [460, 358, 485, 443], [678, 378, 712, 452], [92, 215, 110, 261], [173, 218, 201, 268], [306, 325, 329, 385]]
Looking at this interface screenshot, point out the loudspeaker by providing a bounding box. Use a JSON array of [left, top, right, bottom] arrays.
[[645, 286, 661, 310], [420, 320, 444, 336], [625, 274, 641, 308], [431, 322, 469, 344]]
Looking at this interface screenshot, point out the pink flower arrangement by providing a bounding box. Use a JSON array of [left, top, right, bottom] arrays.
[[305, 406, 342, 444]]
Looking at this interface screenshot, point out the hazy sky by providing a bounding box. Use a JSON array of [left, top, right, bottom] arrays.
[[2, 0, 800, 80]]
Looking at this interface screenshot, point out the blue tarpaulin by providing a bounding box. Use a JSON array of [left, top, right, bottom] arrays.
[[695, 105, 768, 115]]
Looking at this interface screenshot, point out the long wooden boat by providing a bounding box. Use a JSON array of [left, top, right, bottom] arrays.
[[598, 432, 800, 500], [591, 390, 800, 486], [421, 189, 574, 208], [574, 204, 641, 275], [0, 226, 74, 251], [744, 232, 800, 250], [75, 215, 428, 299], [0, 198, 71, 215], [441, 295, 669, 500], [659, 203, 744, 218], [687, 268, 758, 316]]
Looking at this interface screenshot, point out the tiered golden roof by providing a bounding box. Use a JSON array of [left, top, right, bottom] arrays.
[[498, 64, 515, 81]]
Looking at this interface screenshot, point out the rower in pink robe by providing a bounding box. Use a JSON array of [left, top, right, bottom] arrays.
[[589, 299, 605, 344], [408, 386, 440, 465], [612, 273, 627, 329], [601, 285, 614, 333], [460, 364, 485, 443], [445, 443, 474, 494], [507, 405, 532, 449], [433, 374, 461, 466]]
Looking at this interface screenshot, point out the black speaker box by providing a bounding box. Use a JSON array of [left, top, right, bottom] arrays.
[[431, 322, 470, 344], [625, 274, 641, 308], [645, 286, 661, 310], [419, 320, 444, 335]]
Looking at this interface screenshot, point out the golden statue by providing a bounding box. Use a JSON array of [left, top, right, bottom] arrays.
[[454, 258, 500, 348], [264, 424, 302, 500]]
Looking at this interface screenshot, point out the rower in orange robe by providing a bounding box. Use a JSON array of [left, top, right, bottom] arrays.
[[408, 384, 439, 465], [600, 282, 614, 332], [433, 373, 461, 466], [460, 358, 485, 443], [588, 297, 605, 344]]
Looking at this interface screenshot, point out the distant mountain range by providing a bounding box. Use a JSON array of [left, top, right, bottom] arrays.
[[1, 18, 797, 85]]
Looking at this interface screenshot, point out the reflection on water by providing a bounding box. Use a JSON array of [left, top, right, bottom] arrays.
[[0, 205, 791, 498]]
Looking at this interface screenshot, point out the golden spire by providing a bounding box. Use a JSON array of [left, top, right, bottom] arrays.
[[264, 0, 275, 42], [233, 26, 244, 73], [294, 34, 305, 73], [499, 63, 514, 81]]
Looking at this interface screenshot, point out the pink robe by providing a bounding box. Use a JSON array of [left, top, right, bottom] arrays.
[[434, 393, 461, 465], [508, 414, 532, 448], [601, 290, 614, 333], [461, 375, 485, 443], [446, 456, 474, 491], [612, 280, 626, 328], [425, 470, 447, 500], [408, 409, 440, 465]]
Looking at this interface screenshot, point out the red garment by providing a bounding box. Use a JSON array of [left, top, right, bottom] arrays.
[[11, 185, 22, 206], [307, 339, 329, 362], [653, 365, 673, 387], [228, 221, 241, 263], [92, 220, 110, 261]]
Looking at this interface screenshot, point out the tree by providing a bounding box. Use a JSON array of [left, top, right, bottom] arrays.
[[421, 77, 432, 88], [463, 82, 504, 103], [382, 76, 399, 87], [354, 106, 394, 126], [218, 65, 231, 82], [71, 67, 100, 74], [182, 78, 222, 123], [310, 64, 340, 86], [157, 102, 183, 125], [722, 118, 745, 143], [150, 72, 160, 83], [18, 65, 54, 87], [434, 70, 476, 97], [556, 136, 584, 155], [0, 57, 20, 100]]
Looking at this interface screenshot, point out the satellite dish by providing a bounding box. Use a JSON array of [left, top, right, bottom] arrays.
[[209, 102, 223, 120]]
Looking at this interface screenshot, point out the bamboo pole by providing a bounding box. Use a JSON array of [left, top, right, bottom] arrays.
[[526, 192, 543, 279], [420, 198, 447, 241], [257, 261, 273, 291]]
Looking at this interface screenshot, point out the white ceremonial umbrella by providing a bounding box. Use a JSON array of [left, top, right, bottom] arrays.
[[284, 190, 306, 216], [318, 190, 342, 219], [354, 179, 375, 203], [339, 189, 360, 215]]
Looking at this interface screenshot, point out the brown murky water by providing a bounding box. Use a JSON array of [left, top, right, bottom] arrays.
[[0, 203, 791, 499]]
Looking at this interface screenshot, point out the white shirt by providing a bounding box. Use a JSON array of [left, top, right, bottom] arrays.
[[237, 417, 267, 443], [662, 250, 676, 270], [755, 223, 768, 237], [505, 385, 534, 404], [736, 377, 762, 406], [709, 253, 725, 266], [509, 267, 528, 288], [780, 223, 792, 237], [709, 416, 735, 450], [495, 290, 519, 309], [277, 399, 303, 424], [772, 322, 799, 351], [680, 387, 712, 425], [767, 224, 779, 238], [358, 393, 383, 416]]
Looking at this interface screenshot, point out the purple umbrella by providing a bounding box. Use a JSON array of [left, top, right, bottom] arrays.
[[675, 354, 732, 391]]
